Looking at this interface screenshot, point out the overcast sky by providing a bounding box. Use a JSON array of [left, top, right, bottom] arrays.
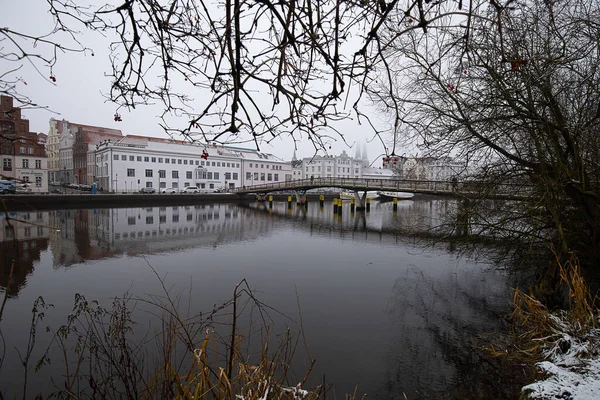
[[2, 0, 396, 164]]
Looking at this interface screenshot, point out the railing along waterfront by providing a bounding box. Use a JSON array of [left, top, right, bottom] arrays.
[[234, 177, 533, 200]]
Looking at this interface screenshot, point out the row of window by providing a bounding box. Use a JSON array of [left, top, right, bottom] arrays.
[[244, 172, 280, 181], [306, 165, 359, 174], [114, 223, 229, 240], [112, 154, 240, 169], [126, 169, 239, 181], [2, 158, 43, 171], [248, 163, 284, 170]]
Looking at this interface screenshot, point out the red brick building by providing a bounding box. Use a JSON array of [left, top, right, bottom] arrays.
[[0, 95, 48, 192]]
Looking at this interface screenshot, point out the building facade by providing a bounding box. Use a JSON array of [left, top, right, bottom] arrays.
[[291, 150, 366, 180], [382, 155, 468, 180], [48, 118, 122, 185], [0, 95, 48, 192], [94, 136, 292, 192]]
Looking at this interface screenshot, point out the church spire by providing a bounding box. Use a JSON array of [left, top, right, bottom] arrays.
[[354, 144, 362, 160]]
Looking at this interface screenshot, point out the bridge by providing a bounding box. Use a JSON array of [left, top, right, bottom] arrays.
[[235, 177, 530, 207]]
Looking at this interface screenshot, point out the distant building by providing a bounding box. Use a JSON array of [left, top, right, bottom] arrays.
[[382, 154, 467, 180], [0, 95, 48, 192], [47, 118, 123, 184], [293, 150, 365, 180]]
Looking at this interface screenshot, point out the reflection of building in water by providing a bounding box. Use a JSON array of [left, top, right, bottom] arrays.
[[49, 204, 279, 267], [0, 212, 50, 296]]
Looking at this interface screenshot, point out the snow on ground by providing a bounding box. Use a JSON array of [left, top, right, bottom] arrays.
[[521, 320, 600, 400]]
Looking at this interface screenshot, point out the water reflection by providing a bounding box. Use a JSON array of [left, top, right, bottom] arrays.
[[0, 212, 50, 297], [0, 200, 526, 398]]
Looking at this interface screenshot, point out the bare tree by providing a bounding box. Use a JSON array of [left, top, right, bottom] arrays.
[[2, 0, 478, 151], [372, 0, 600, 264]]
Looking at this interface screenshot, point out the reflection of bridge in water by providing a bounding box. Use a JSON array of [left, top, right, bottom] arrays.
[[235, 177, 531, 203]]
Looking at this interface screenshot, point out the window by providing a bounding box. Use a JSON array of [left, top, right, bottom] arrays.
[[172, 182, 178, 188], [35, 176, 42, 187], [128, 217, 136, 225], [184, 160, 188, 165], [144, 157, 149, 162], [158, 158, 163, 163], [211, 162, 215, 166], [159, 170, 166, 178], [233, 173, 238, 180], [227, 163, 230, 167], [146, 216, 154, 224], [213, 172, 219, 179], [201, 161, 205, 166], [184, 182, 190, 187], [127, 168, 135, 177], [249, 163, 253, 168], [236, 163, 240, 168], [246, 172, 251, 180], [114, 154, 119, 160], [159, 182, 166, 188], [225, 172, 231, 180], [209, 183, 214, 189], [172, 171, 179, 178], [129, 156, 134, 161], [267, 173, 272, 181], [254, 172, 258, 180], [274, 174, 278, 181], [152, 157, 156, 162], [172, 215, 179, 223], [178, 159, 182, 164], [165, 158, 170, 164], [22, 159, 29, 168], [195, 160, 199, 165], [121, 155, 127, 161], [206, 172, 212, 179], [261, 164, 264, 168], [137, 156, 142, 162], [28, 147, 34, 154], [260, 173, 265, 181], [266, 165, 269, 169], [146, 182, 153, 188], [145, 169, 153, 177], [2, 158, 11, 171], [186, 171, 192, 179], [171, 159, 176, 164], [217, 162, 220, 167]]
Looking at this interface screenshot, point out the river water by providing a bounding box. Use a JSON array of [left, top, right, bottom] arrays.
[[0, 198, 527, 398]]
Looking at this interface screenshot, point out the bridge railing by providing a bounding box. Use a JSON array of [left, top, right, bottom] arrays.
[[234, 177, 533, 198]]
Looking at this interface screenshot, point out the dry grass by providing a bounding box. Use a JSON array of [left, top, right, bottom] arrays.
[[496, 253, 599, 371], [4, 273, 359, 400]]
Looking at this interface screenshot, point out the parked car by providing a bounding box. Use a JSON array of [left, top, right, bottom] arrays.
[[15, 183, 32, 194], [182, 186, 200, 194], [161, 188, 178, 194], [140, 187, 156, 194], [79, 184, 92, 191], [0, 180, 16, 194]]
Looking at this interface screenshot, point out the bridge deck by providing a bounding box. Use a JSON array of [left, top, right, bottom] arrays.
[[234, 177, 530, 200]]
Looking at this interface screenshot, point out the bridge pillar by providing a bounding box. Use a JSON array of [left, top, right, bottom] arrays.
[[269, 195, 273, 209], [287, 196, 292, 209], [319, 195, 324, 207], [350, 198, 355, 212], [393, 198, 398, 212], [256, 194, 267, 202]]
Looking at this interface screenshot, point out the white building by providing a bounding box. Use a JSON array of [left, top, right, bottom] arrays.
[[94, 136, 292, 192], [291, 150, 366, 180]]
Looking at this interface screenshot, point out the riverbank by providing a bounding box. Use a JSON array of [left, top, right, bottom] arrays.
[[0, 192, 342, 211]]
